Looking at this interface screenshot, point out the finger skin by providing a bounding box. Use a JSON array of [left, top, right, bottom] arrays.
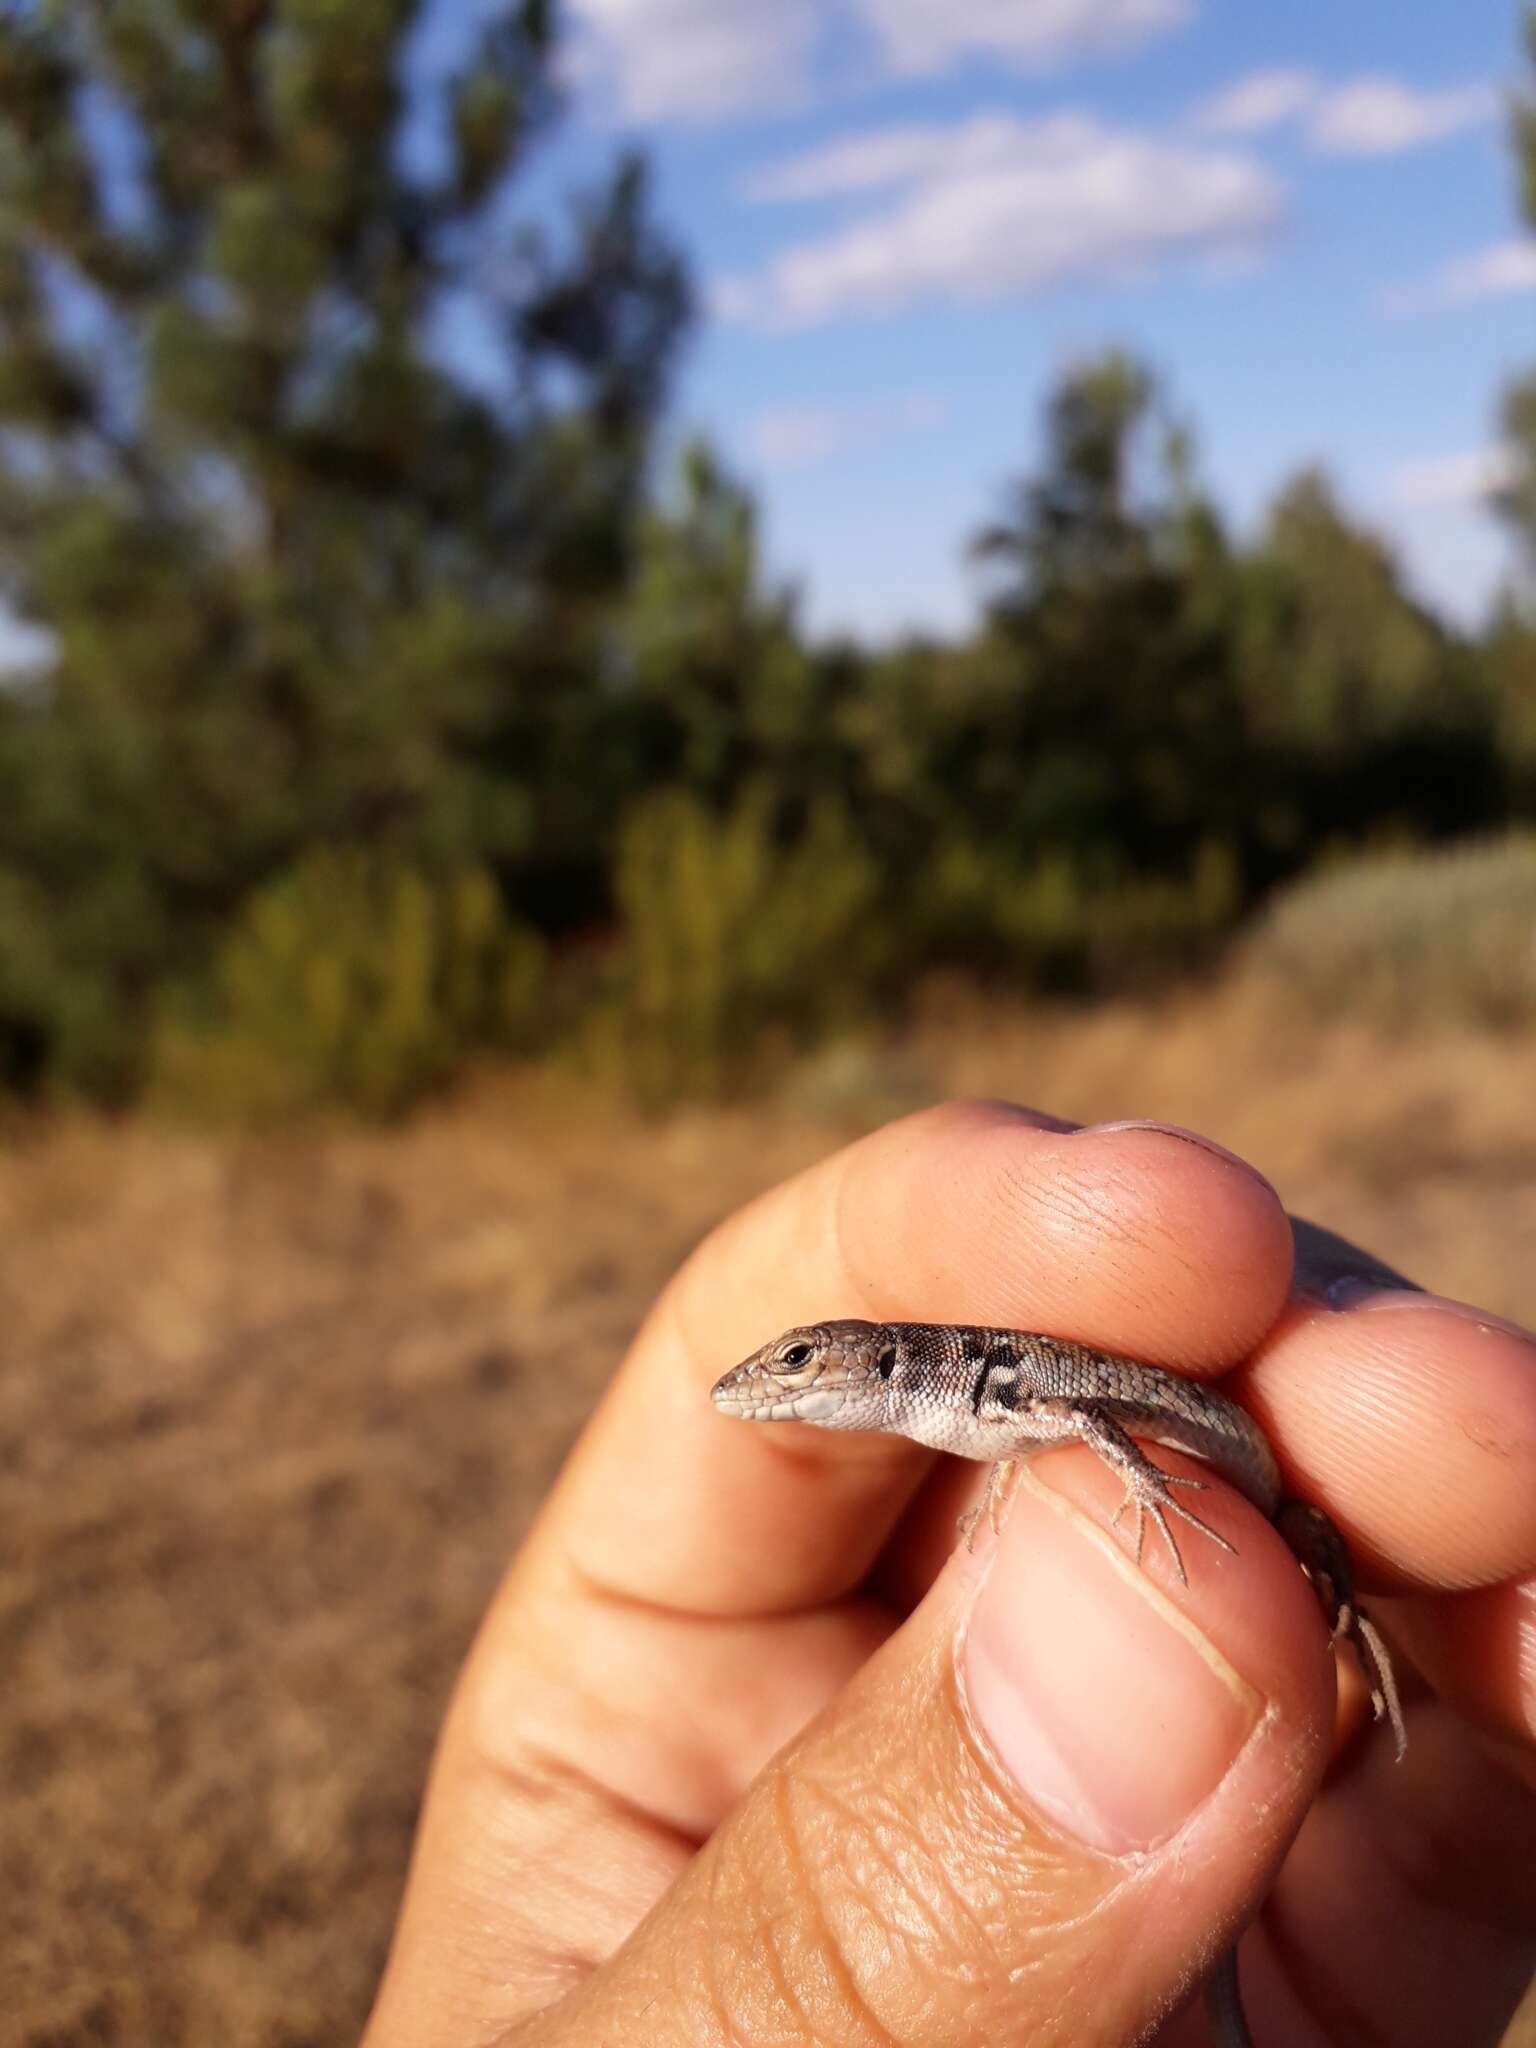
[[1229, 1701, 1536, 2048], [516, 1456, 1333, 2048], [363, 1108, 1536, 2048], [545, 1101, 1296, 1620], [1237, 1298, 1536, 1591], [365, 1104, 1296, 2046], [1387, 1575, 1536, 1760]]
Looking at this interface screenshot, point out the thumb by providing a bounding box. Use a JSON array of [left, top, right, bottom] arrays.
[[521, 1449, 1336, 2048]]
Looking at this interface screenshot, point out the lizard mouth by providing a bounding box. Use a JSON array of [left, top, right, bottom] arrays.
[[710, 1377, 849, 1424]]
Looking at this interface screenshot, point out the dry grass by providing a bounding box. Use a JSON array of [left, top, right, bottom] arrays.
[[3, 989, 1534, 2046]]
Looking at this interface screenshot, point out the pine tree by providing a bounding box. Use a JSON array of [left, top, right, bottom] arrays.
[[0, 0, 689, 1093], [1494, 7, 1536, 577], [963, 351, 1252, 883]]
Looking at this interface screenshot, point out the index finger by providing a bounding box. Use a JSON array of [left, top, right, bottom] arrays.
[[532, 1100, 1294, 1617]]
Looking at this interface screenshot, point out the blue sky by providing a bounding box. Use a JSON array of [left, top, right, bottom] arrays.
[[559, 0, 1534, 641], [2, 0, 1527, 670]]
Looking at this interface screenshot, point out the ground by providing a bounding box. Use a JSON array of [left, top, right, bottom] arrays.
[[3, 990, 1534, 2045]]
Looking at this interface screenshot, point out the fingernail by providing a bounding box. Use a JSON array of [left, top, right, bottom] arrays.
[[1302, 1269, 1426, 1311], [1318, 1275, 1425, 1310], [1291, 1218, 1422, 1307], [961, 1469, 1262, 1855], [1082, 1120, 1276, 1195], [1325, 1286, 1536, 1343]]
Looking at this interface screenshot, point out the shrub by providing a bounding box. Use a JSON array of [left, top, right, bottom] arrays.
[[586, 789, 882, 1106], [1241, 836, 1536, 1027], [152, 850, 545, 1119], [0, 865, 144, 1099], [916, 837, 1240, 990]]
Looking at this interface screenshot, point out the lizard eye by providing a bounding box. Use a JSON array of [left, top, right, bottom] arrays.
[[778, 1341, 814, 1368]]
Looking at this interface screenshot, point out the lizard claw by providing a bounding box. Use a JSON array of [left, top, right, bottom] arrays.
[[1110, 1494, 1147, 1569], [1147, 1503, 1187, 1585], [1112, 1470, 1235, 1586], [956, 1458, 1021, 1551]]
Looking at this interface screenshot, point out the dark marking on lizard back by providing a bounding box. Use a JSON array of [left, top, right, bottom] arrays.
[[986, 1362, 1020, 1411]]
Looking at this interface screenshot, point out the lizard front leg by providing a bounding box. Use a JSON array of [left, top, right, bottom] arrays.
[[957, 1457, 1021, 1550]]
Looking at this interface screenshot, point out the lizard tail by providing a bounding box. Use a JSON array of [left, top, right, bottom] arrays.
[[1275, 1497, 1407, 1761]]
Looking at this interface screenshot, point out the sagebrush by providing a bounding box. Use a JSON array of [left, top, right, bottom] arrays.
[[1243, 837, 1536, 1027]]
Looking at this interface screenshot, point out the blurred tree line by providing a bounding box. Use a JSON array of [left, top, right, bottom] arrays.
[[0, 0, 1532, 1113]]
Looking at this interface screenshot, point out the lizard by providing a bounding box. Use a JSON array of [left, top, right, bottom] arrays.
[[711, 1317, 1406, 2048]]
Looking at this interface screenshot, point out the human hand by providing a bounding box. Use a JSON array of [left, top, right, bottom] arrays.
[[363, 1103, 1536, 2047]]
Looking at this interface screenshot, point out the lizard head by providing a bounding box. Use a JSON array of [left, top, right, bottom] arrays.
[[710, 1319, 895, 1430]]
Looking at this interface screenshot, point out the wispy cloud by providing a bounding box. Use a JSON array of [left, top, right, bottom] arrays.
[[849, 0, 1190, 77], [721, 112, 1281, 327], [1382, 238, 1536, 315], [1432, 238, 1536, 303], [747, 392, 947, 471], [1389, 445, 1516, 511], [567, 0, 816, 121], [746, 113, 1065, 202], [568, 0, 1193, 124], [1187, 68, 1496, 157], [1189, 68, 1318, 137], [1309, 77, 1496, 156]]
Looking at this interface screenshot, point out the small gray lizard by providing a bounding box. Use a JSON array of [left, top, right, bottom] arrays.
[[711, 1317, 1406, 2048]]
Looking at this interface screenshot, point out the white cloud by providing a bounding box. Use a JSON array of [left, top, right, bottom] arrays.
[[747, 392, 947, 471], [1308, 77, 1495, 156], [1434, 239, 1536, 303], [1186, 70, 1496, 157], [1381, 238, 1536, 315], [749, 407, 855, 470], [849, 0, 1190, 76], [1189, 68, 1318, 137], [746, 112, 1059, 202], [567, 0, 816, 121], [566, 0, 1191, 122], [1389, 446, 1517, 511], [721, 112, 1282, 326]]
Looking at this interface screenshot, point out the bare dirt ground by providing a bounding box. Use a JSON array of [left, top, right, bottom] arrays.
[[4, 989, 1534, 2046]]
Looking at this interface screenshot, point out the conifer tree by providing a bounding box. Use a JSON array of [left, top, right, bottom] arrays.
[[1494, 7, 1536, 576], [0, 0, 688, 1091]]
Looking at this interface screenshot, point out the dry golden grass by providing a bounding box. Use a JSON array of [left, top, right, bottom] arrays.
[[3, 987, 1533, 2046]]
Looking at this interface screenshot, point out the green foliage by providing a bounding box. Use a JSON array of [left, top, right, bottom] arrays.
[[585, 791, 882, 1107], [1520, 8, 1536, 234], [0, 0, 688, 1093], [1242, 838, 1536, 1028], [153, 850, 545, 1120], [915, 839, 1240, 989], [972, 348, 1183, 604], [1486, 604, 1536, 795], [1494, 11, 1536, 593], [1496, 372, 1536, 589], [620, 441, 809, 794], [1230, 470, 1502, 863], [0, 862, 131, 1098], [1242, 470, 1450, 744], [0, 0, 1532, 1125]]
